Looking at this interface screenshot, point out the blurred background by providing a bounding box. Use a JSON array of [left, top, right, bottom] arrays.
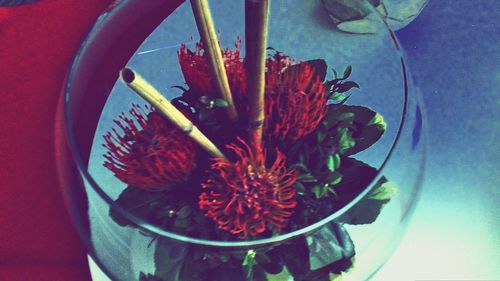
[[373, 0, 500, 280]]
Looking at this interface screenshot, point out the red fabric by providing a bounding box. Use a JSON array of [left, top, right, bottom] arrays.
[[0, 1, 113, 280]]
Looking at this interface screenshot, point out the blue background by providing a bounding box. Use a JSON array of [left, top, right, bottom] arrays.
[[373, 0, 500, 280]]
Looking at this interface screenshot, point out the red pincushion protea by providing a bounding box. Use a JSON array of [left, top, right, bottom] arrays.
[[264, 53, 328, 141], [178, 40, 327, 141], [103, 104, 197, 191], [199, 138, 297, 238], [178, 38, 247, 98]]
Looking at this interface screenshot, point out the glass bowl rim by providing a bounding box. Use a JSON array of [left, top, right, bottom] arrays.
[[63, 0, 410, 248]]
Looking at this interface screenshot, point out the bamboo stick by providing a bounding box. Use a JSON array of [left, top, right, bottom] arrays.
[[245, 0, 269, 150], [120, 67, 226, 159], [190, 0, 238, 122]]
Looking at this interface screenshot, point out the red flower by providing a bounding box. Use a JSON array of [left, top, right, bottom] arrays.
[[178, 40, 327, 141], [103, 104, 197, 191], [199, 138, 297, 238], [264, 53, 328, 141], [178, 38, 247, 99]]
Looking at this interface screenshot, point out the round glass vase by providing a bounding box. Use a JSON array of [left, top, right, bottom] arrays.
[[55, 1, 426, 280]]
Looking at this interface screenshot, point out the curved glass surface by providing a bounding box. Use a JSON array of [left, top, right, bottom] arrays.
[[57, 0, 426, 280]]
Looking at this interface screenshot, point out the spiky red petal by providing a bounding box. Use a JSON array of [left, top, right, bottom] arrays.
[[178, 38, 247, 99], [103, 104, 197, 191], [178, 40, 327, 141], [199, 138, 297, 238], [264, 53, 328, 141]]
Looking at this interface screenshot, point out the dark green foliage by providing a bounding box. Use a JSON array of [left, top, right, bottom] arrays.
[[338, 175, 398, 225], [153, 239, 188, 281], [273, 226, 354, 281], [324, 65, 360, 103], [109, 186, 164, 228], [109, 173, 221, 240], [110, 58, 397, 281], [321, 105, 386, 156]]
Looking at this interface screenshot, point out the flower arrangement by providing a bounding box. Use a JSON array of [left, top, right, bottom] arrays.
[[102, 1, 397, 280]]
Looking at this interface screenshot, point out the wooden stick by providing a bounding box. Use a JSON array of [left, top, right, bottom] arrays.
[[245, 0, 269, 150], [120, 68, 226, 159], [190, 0, 238, 122]]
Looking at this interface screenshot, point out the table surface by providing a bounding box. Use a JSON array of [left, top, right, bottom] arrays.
[[373, 0, 500, 280]]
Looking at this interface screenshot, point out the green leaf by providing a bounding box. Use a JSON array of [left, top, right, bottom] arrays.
[[337, 94, 352, 105], [171, 85, 189, 93], [334, 159, 398, 225], [256, 251, 284, 276], [337, 112, 355, 123], [336, 17, 381, 34], [375, 2, 388, 17], [329, 92, 345, 102], [154, 239, 188, 280], [174, 218, 190, 228], [277, 236, 353, 281], [333, 154, 341, 170], [109, 186, 164, 227], [312, 185, 324, 199], [327, 105, 386, 155], [307, 59, 328, 81], [243, 250, 258, 276], [293, 181, 306, 195], [342, 65, 352, 79], [322, 108, 340, 129], [243, 250, 256, 265], [177, 206, 191, 219], [336, 81, 360, 93], [297, 173, 317, 182], [312, 184, 331, 199], [332, 158, 376, 199], [193, 212, 209, 225], [213, 98, 229, 108], [317, 130, 327, 143], [338, 127, 356, 154], [367, 112, 387, 131], [326, 171, 343, 186], [346, 106, 386, 155], [327, 154, 335, 171], [306, 224, 355, 272], [332, 68, 338, 79], [291, 162, 309, 172], [369, 179, 398, 201]]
